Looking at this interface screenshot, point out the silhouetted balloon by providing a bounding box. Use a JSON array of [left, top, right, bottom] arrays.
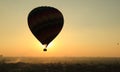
[[28, 6, 64, 51]]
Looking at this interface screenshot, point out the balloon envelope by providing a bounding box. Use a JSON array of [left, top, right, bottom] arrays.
[[28, 6, 64, 48]]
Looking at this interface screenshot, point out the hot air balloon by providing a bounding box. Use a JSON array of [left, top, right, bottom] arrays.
[[28, 6, 64, 51]]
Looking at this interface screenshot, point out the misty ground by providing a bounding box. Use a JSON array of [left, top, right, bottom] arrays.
[[0, 62, 120, 72]]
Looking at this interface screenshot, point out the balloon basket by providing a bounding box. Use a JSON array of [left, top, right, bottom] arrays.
[[43, 48, 47, 51]]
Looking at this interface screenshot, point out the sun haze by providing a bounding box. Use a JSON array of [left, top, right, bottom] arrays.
[[0, 0, 120, 57]]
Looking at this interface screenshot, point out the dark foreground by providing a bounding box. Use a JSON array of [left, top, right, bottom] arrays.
[[0, 62, 120, 72]]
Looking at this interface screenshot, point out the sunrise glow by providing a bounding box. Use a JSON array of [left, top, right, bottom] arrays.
[[0, 0, 120, 57]]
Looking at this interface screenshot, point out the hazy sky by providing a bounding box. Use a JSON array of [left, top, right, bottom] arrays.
[[0, 0, 120, 57]]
